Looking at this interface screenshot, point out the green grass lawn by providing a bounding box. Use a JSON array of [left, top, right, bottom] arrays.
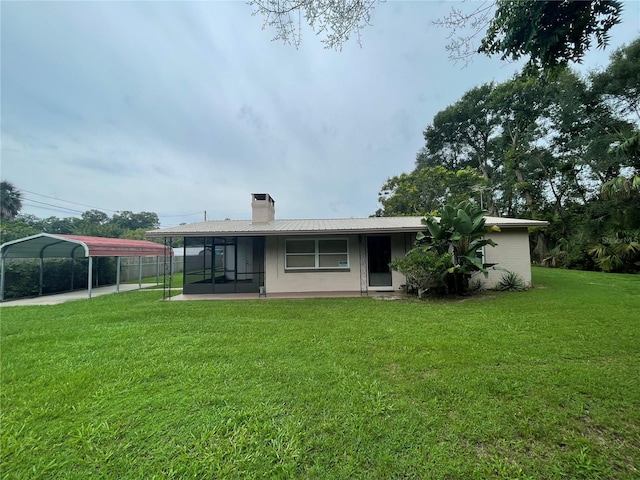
[[125, 272, 183, 288], [2, 267, 639, 479]]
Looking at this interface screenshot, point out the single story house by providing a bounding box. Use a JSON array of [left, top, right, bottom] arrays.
[[147, 194, 548, 296]]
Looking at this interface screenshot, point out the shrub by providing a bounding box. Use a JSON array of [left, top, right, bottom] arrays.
[[2, 257, 118, 300], [496, 271, 527, 292], [389, 247, 452, 298]]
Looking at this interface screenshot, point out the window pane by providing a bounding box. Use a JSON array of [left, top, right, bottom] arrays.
[[286, 240, 315, 254], [319, 254, 348, 268], [286, 254, 315, 268], [319, 239, 347, 254]]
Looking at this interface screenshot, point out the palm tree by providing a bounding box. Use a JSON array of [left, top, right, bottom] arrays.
[[1, 181, 23, 220]]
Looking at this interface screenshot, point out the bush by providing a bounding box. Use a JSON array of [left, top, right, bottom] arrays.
[[2, 257, 118, 300], [389, 247, 452, 298]]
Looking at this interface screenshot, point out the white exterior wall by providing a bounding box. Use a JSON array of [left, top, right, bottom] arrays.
[[483, 227, 533, 287], [264, 234, 412, 294], [264, 235, 363, 293], [261, 229, 532, 294]]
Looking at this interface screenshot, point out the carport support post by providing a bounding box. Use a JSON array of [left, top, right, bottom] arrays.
[[39, 257, 44, 296], [88, 256, 93, 299], [0, 256, 6, 302], [116, 256, 121, 293], [138, 256, 142, 289]]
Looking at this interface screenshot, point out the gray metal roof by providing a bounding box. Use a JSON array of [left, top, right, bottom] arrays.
[[147, 216, 548, 238]]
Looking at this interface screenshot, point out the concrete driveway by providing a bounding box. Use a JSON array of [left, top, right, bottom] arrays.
[[0, 284, 154, 307]]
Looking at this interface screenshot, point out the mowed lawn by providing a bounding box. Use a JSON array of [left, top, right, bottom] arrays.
[[1, 268, 639, 479]]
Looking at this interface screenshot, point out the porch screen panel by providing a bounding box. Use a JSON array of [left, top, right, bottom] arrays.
[[183, 237, 214, 293]]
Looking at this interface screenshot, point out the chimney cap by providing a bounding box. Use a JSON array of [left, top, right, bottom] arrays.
[[252, 193, 275, 204]]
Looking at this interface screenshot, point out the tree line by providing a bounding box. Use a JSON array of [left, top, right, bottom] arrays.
[[376, 37, 640, 274], [0, 182, 162, 243]]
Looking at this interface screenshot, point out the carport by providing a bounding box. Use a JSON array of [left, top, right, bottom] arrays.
[[0, 233, 172, 302]]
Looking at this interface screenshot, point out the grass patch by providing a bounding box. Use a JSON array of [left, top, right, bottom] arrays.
[[2, 267, 639, 478], [125, 272, 183, 289]]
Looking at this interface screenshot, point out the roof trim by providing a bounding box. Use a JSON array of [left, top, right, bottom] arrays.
[[146, 216, 549, 238]]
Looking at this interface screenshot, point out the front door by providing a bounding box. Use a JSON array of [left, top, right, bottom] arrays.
[[367, 236, 392, 287]]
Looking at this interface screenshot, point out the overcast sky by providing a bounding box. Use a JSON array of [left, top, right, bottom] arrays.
[[2, 1, 639, 227]]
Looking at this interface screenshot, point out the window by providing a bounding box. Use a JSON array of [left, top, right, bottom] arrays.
[[285, 238, 349, 270]]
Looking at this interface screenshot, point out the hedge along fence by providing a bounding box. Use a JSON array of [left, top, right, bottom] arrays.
[[2, 258, 115, 300], [2, 256, 181, 300]]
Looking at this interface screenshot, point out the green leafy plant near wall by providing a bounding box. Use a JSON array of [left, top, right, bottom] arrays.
[[391, 202, 500, 296]]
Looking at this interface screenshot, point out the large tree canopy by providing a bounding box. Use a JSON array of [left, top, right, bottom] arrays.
[[379, 37, 640, 273], [250, 0, 623, 68], [479, 0, 623, 69]]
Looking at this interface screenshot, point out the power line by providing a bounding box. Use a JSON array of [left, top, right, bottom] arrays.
[[23, 198, 85, 214], [21, 201, 85, 216], [19, 188, 118, 212], [20, 188, 204, 219], [158, 212, 203, 218]]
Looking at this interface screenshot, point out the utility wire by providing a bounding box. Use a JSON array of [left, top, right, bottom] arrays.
[[19, 188, 118, 212], [20, 188, 204, 219], [23, 198, 85, 214]]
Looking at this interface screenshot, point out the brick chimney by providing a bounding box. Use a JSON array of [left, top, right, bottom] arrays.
[[251, 193, 275, 223]]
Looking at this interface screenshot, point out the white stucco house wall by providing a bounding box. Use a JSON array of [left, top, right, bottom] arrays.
[[147, 194, 548, 296]]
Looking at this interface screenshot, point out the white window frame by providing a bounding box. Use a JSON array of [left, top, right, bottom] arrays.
[[285, 238, 349, 270]]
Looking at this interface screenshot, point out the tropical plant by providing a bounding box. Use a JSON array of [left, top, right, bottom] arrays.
[[0, 181, 23, 221], [417, 201, 500, 294], [587, 232, 640, 273], [541, 238, 569, 268]]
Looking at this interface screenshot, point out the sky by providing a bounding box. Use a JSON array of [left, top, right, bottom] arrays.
[[2, 1, 639, 228]]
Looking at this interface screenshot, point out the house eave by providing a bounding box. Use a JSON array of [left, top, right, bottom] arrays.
[[146, 216, 548, 238]]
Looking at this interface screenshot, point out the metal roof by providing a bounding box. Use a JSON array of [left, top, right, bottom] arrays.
[[147, 216, 549, 238], [1, 233, 172, 259]]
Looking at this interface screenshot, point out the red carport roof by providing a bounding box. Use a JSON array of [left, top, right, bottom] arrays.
[[0, 233, 172, 259]]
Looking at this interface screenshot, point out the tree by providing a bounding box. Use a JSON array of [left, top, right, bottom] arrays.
[[479, 0, 623, 69], [590, 37, 640, 168], [418, 84, 500, 213], [111, 211, 160, 231], [250, 0, 622, 70], [376, 166, 487, 217], [1, 181, 23, 221], [489, 74, 547, 218], [249, 0, 376, 49]]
